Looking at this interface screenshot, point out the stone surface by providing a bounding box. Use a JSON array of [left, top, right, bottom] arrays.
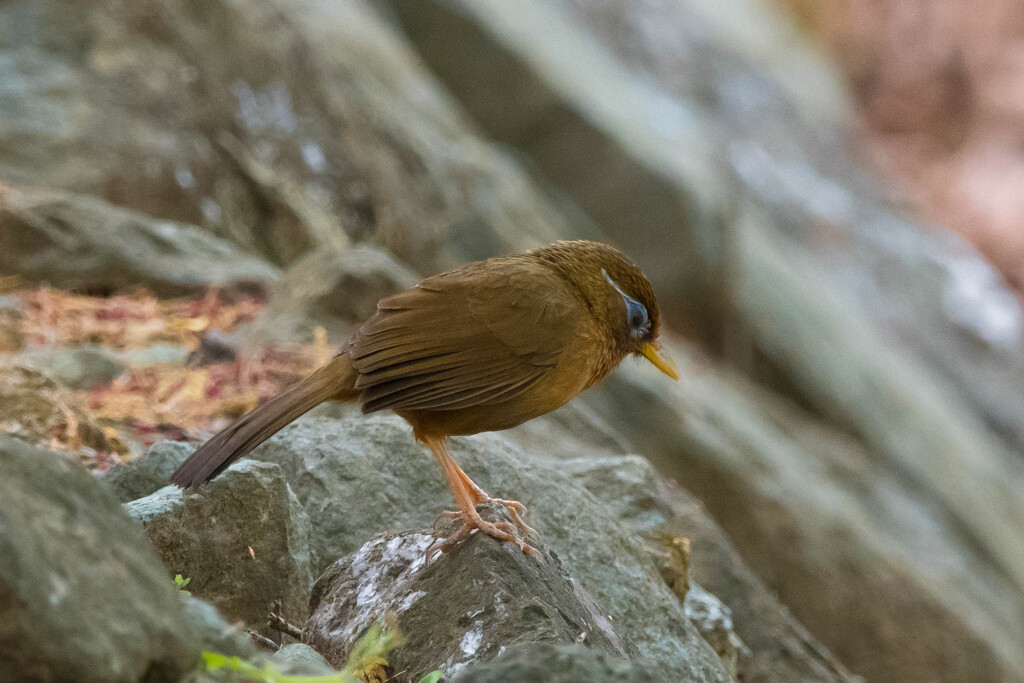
[[100, 440, 195, 503], [268, 644, 336, 676], [16, 345, 126, 391], [247, 413, 729, 681], [244, 243, 419, 345], [116, 344, 191, 369], [561, 445, 854, 683], [0, 186, 280, 296], [583, 360, 1024, 683], [0, 435, 199, 682], [453, 643, 661, 683], [125, 460, 314, 635], [305, 523, 629, 681], [181, 595, 257, 660], [0, 0, 568, 273], [684, 584, 749, 679]]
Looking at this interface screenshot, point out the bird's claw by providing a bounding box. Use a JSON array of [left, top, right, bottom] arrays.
[[427, 500, 540, 562], [432, 510, 462, 525], [494, 501, 538, 540]]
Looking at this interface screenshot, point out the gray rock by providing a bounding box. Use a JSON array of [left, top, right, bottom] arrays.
[[0, 0, 568, 272], [244, 244, 419, 345], [305, 521, 628, 680], [125, 460, 314, 635], [584, 361, 1024, 683], [181, 600, 335, 681], [101, 440, 194, 503], [116, 345, 191, 369], [17, 345, 125, 391], [248, 414, 729, 682], [0, 186, 280, 296], [565, 450, 854, 683], [268, 644, 336, 676], [0, 435, 199, 682], [181, 595, 257, 660], [684, 584, 749, 679], [453, 643, 661, 683]]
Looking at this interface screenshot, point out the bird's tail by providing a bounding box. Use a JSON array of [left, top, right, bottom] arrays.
[[170, 354, 358, 488]]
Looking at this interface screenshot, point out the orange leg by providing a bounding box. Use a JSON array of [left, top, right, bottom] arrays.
[[421, 436, 537, 557], [449, 460, 537, 538]]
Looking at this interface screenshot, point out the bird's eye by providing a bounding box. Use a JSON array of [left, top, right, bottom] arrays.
[[626, 298, 649, 338], [602, 268, 651, 340], [628, 303, 646, 328]]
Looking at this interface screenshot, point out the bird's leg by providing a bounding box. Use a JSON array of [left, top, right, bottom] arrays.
[[422, 436, 537, 557], [450, 460, 537, 539]]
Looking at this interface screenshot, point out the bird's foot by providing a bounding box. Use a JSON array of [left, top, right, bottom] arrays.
[[428, 502, 539, 561], [434, 497, 537, 539]]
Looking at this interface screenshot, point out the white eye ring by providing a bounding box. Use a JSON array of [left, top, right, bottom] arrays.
[[603, 269, 650, 339]]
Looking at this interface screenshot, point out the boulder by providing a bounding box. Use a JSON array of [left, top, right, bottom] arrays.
[[453, 643, 661, 683], [125, 460, 314, 635], [0, 436, 198, 682], [267, 644, 336, 676], [16, 345, 126, 391], [100, 440, 195, 504], [583, 361, 1024, 683], [181, 595, 257, 660], [305, 521, 629, 681], [684, 584, 749, 679], [564, 451, 854, 683], [0, 186, 279, 296], [243, 244, 419, 345], [116, 345, 191, 369], [0, 0, 569, 271], [248, 414, 729, 681]]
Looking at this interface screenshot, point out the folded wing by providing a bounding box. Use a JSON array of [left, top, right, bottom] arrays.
[[348, 259, 582, 413]]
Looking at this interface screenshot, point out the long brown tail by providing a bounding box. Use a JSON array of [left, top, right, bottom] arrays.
[[170, 354, 358, 488]]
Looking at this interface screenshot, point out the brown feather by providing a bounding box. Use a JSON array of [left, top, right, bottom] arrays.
[[348, 258, 581, 415]]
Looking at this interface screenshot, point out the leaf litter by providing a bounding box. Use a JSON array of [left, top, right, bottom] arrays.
[[1, 286, 334, 469]]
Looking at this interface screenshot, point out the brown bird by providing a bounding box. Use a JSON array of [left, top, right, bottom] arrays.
[[170, 240, 678, 555]]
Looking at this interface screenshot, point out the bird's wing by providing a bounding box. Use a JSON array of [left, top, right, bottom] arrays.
[[348, 259, 583, 413]]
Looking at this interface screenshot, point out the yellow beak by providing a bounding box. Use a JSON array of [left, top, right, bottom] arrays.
[[639, 342, 680, 380]]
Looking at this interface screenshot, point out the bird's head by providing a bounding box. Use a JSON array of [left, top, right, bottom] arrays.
[[534, 241, 679, 380]]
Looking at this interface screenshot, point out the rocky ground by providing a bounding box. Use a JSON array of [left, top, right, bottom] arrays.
[[3, 0, 1024, 681]]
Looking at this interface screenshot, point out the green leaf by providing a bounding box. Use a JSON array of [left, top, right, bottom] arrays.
[[417, 671, 444, 683], [174, 574, 192, 596]]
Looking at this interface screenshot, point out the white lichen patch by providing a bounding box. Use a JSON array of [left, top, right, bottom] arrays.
[[684, 583, 733, 632], [47, 573, 68, 606], [685, 583, 750, 673], [460, 621, 484, 658], [319, 532, 435, 647], [445, 620, 485, 679], [400, 590, 427, 612]]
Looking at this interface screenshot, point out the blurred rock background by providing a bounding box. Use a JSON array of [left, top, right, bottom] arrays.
[[2, 0, 1023, 681]]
